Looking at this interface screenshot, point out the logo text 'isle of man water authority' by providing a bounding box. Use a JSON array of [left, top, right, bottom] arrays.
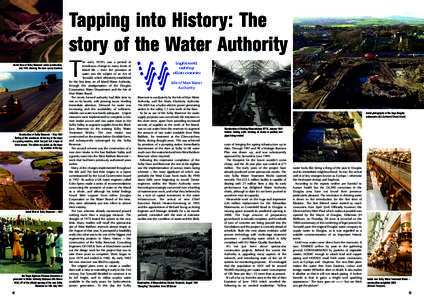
[[138, 61, 170, 91]]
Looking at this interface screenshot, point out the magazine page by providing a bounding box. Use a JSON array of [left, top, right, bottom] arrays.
[[0, 0, 422, 299]]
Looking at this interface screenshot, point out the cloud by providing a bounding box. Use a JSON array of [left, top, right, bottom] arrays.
[[0, 73, 14, 81]]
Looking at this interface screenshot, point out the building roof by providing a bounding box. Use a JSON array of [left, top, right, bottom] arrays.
[[214, 60, 288, 80]]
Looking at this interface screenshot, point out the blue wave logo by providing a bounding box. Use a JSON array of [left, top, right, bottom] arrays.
[[138, 61, 170, 91]]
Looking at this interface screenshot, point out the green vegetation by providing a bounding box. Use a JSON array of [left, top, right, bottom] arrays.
[[32, 156, 62, 170], [294, 16, 424, 27], [21, 152, 58, 159], [0, 15, 10, 35], [296, 47, 322, 54], [31, 36, 63, 63], [0, 152, 22, 164], [11, 222, 63, 233], [49, 41, 63, 63], [0, 167, 12, 176], [327, 25, 356, 28]]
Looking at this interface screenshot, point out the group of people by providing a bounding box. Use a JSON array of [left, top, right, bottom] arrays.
[[0, 225, 63, 272], [0, 216, 50, 227]]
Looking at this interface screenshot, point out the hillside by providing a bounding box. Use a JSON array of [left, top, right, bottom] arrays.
[[294, 16, 424, 26]]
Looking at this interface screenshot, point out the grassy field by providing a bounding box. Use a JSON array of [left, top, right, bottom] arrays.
[[141, 254, 200, 269], [32, 156, 62, 170], [21, 152, 59, 159], [31, 36, 63, 63], [0, 152, 22, 164]]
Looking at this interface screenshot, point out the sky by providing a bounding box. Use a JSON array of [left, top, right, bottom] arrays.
[[138, 223, 211, 236], [0, 72, 62, 92], [292, 0, 424, 19]]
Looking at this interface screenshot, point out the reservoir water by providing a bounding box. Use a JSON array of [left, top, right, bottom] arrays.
[[0, 155, 51, 181]]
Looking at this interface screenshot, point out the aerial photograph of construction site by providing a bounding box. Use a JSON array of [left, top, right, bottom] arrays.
[[368, 212, 412, 276], [0, 151, 62, 210], [0, 72, 62, 132], [294, 15, 424, 109], [0, 0, 63, 63], [137, 223, 212, 281], [293, 111, 362, 162], [367, 148, 411, 211], [212, 60, 291, 126]]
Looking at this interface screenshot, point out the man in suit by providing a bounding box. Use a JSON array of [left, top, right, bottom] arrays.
[[38, 229, 47, 264], [22, 228, 32, 261]]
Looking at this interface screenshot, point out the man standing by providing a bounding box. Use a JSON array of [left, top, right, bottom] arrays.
[[22, 228, 31, 261], [0, 229, 7, 259], [39, 229, 47, 264], [30, 230, 38, 262]]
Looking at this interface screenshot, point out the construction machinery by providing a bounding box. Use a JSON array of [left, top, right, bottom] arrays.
[[370, 74, 392, 84], [45, 74, 57, 84], [369, 74, 397, 91], [0, 96, 23, 119], [38, 82, 47, 91], [364, 53, 379, 61]]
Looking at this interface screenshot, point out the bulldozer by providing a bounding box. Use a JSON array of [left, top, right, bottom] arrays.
[[0, 96, 23, 119]]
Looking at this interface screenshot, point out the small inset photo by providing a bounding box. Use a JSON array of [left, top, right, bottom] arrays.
[[0, 72, 62, 132], [0, 152, 63, 210], [0, 0, 63, 63], [294, 16, 424, 109], [293, 111, 362, 162], [137, 223, 212, 281], [367, 148, 411, 211], [368, 212, 411, 276], [0, 213, 63, 273], [212, 60, 291, 126]]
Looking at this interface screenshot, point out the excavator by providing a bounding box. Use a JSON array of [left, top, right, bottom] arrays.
[[369, 74, 392, 85], [369, 74, 404, 95]]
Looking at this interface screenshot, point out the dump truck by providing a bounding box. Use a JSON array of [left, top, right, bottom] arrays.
[[45, 74, 57, 84], [0, 96, 23, 119]]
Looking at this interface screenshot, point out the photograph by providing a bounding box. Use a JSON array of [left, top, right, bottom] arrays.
[[0, 151, 62, 210], [293, 15, 424, 109], [293, 111, 362, 162], [0, 72, 62, 132], [367, 148, 411, 211], [212, 60, 291, 126], [0, 0, 63, 63], [0, 213, 63, 273], [137, 223, 212, 281], [368, 211, 412, 276]]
